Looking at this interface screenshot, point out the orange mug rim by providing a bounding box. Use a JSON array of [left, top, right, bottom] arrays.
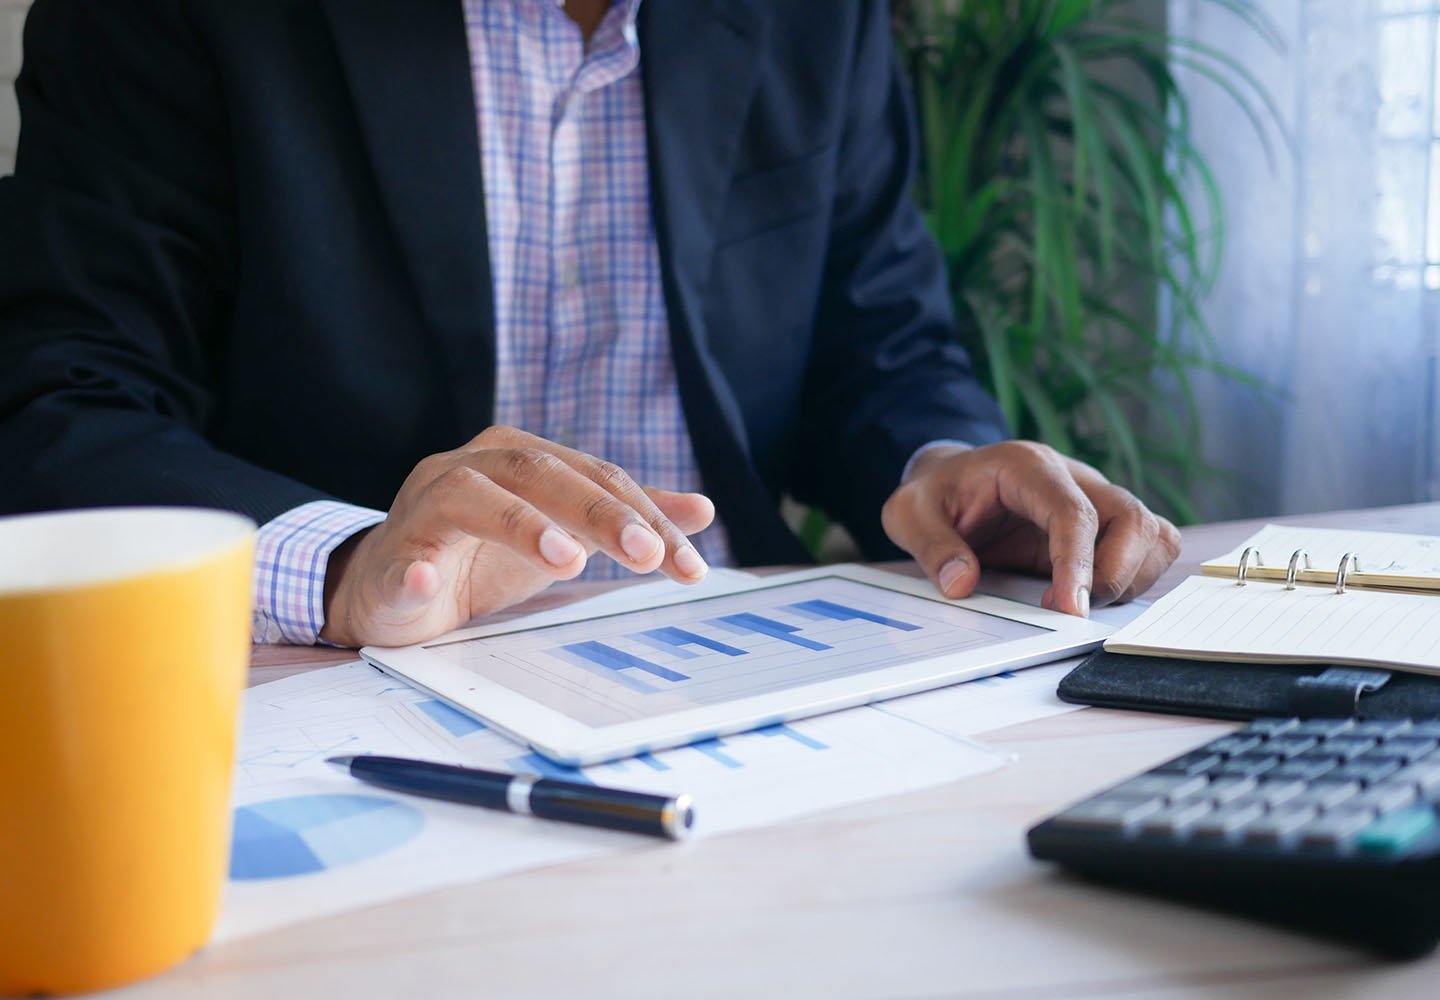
[[0, 506, 257, 599]]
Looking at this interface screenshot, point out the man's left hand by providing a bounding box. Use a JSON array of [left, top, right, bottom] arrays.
[[881, 441, 1182, 616]]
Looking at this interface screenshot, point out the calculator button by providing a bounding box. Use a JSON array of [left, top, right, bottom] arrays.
[[1191, 802, 1265, 837], [1139, 801, 1213, 836], [1299, 807, 1377, 847], [1108, 774, 1208, 802], [1269, 757, 1339, 782], [1245, 718, 1299, 736], [1413, 747, 1440, 768], [1053, 797, 1165, 831], [1252, 778, 1308, 807], [1349, 719, 1412, 739], [1153, 751, 1223, 777], [1262, 736, 1318, 758], [1244, 805, 1320, 843], [1202, 735, 1263, 757], [1205, 777, 1258, 805], [1356, 806, 1438, 855], [1214, 753, 1280, 778], [1355, 748, 1423, 772], [1329, 759, 1401, 787], [1388, 761, 1440, 794], [1366, 737, 1438, 763], [1317, 736, 1378, 760], [1290, 781, 1361, 810], [1292, 719, 1354, 738], [1348, 783, 1419, 814]]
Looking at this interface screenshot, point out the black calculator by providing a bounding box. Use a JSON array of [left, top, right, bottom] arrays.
[[1027, 718, 1440, 958]]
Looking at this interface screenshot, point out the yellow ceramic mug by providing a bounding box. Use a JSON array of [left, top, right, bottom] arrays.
[[0, 507, 254, 995]]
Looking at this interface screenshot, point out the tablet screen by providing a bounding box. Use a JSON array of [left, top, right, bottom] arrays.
[[423, 576, 1049, 727]]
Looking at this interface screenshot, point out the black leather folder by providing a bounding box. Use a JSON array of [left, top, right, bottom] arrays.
[[1058, 649, 1440, 721]]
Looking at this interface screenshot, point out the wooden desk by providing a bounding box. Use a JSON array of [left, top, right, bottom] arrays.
[[127, 504, 1440, 998]]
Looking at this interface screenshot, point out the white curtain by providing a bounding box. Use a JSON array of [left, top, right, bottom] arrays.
[[1171, 0, 1440, 520]]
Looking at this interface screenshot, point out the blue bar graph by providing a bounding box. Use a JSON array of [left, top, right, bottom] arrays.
[[416, 699, 486, 738], [629, 632, 701, 659], [560, 641, 690, 683], [713, 613, 831, 651], [691, 738, 744, 768], [756, 723, 829, 750], [786, 599, 921, 632], [634, 751, 671, 772], [637, 626, 748, 657]]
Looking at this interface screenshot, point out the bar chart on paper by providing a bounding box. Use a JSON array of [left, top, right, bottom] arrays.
[[426, 576, 1047, 725], [230, 794, 424, 880], [217, 654, 1006, 943]]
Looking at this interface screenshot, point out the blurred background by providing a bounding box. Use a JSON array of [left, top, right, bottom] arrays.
[[2, 0, 1438, 530], [1174, 0, 1440, 521], [0, 0, 20, 174]]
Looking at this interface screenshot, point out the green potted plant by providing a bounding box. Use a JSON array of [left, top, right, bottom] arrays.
[[888, 0, 1280, 525]]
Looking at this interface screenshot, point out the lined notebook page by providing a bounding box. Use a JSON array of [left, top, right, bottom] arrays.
[[1105, 575, 1440, 674], [1200, 524, 1440, 591]]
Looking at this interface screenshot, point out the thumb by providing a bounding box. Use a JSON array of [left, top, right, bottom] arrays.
[[883, 487, 983, 600], [377, 557, 442, 617], [927, 533, 982, 600]]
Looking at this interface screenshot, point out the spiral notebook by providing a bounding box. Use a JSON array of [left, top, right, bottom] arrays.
[[1105, 525, 1440, 675]]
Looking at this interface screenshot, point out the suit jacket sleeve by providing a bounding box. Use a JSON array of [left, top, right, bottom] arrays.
[[0, 0, 328, 520], [787, 0, 1008, 557]]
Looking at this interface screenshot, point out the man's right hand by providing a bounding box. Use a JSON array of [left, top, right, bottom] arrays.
[[319, 426, 715, 647]]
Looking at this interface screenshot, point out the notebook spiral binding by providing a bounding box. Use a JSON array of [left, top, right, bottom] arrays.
[[1235, 546, 1361, 594]]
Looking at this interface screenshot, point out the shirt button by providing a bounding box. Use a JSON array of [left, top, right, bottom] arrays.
[[557, 262, 580, 289]]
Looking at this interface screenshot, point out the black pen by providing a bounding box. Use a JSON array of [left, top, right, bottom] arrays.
[[326, 754, 694, 840]]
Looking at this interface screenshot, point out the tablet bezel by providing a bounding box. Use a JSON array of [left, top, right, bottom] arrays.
[[360, 564, 1112, 765]]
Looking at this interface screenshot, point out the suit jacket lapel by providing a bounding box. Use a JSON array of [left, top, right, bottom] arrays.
[[640, 0, 811, 564], [320, 0, 807, 562], [320, 0, 496, 433]]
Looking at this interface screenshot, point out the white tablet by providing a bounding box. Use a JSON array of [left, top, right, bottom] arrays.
[[360, 564, 1112, 766]]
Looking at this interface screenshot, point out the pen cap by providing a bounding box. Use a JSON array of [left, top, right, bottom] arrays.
[[528, 781, 695, 839]]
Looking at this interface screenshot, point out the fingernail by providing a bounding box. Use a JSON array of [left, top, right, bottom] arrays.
[[621, 522, 662, 563], [938, 557, 968, 597], [674, 544, 708, 579], [1077, 585, 1091, 618], [539, 526, 583, 567]]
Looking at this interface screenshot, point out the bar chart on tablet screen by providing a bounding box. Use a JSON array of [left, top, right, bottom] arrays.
[[425, 577, 1047, 726]]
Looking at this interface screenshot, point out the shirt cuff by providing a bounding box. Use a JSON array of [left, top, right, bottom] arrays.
[[251, 500, 387, 645], [901, 439, 973, 484]]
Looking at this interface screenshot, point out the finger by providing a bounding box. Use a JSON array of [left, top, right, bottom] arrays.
[[1088, 491, 1159, 607], [561, 455, 709, 582], [418, 464, 588, 577], [467, 447, 683, 576], [495, 439, 708, 582], [646, 488, 716, 536], [1114, 515, 1182, 603], [469, 428, 706, 580], [996, 459, 1098, 617], [1065, 459, 1181, 604], [881, 482, 983, 599], [470, 429, 712, 581]]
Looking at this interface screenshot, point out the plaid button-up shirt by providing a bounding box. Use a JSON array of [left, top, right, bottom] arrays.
[[250, 0, 729, 644]]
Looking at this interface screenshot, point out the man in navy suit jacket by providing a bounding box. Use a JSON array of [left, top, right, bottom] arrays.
[[0, 0, 1178, 645]]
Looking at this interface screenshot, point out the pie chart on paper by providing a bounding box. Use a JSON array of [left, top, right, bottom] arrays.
[[229, 793, 424, 880]]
